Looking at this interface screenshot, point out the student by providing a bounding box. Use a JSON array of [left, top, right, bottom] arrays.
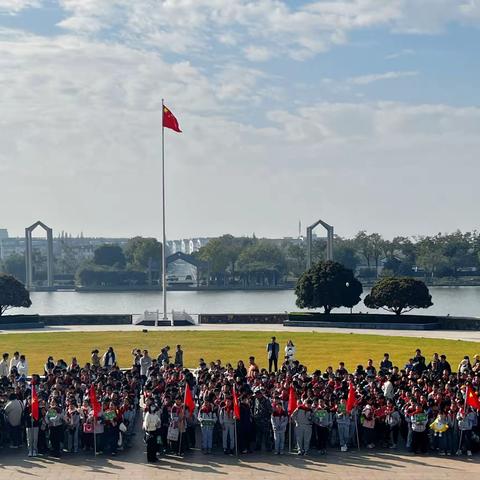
[[313, 398, 332, 454], [0, 352, 10, 377], [4, 393, 24, 448], [143, 404, 161, 462], [168, 396, 186, 456], [219, 398, 236, 454], [65, 399, 80, 453], [175, 345, 184, 368], [410, 408, 429, 454], [291, 399, 313, 456], [24, 393, 41, 457], [46, 399, 64, 457], [385, 400, 401, 448], [253, 388, 272, 451], [198, 399, 217, 454], [335, 398, 351, 452], [430, 411, 449, 455], [247, 357, 259, 379], [91, 349, 100, 367], [285, 340, 296, 366], [456, 407, 475, 456], [140, 350, 152, 378], [271, 402, 288, 455], [9, 352, 20, 374], [238, 395, 253, 454], [380, 353, 393, 373], [361, 401, 376, 449]]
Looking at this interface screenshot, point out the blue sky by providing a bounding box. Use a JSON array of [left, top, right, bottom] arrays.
[[0, 0, 479, 239]]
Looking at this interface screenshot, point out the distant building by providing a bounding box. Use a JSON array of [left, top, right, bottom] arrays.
[[0, 229, 8, 239]]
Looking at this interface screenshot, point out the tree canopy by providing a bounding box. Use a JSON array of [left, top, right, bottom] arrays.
[[364, 277, 433, 315], [295, 261, 363, 314], [0, 273, 32, 316], [93, 244, 126, 268], [124, 237, 162, 269]]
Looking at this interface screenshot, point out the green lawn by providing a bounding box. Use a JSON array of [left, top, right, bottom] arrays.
[[1, 330, 478, 374]]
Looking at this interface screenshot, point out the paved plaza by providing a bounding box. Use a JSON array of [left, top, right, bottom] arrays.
[[1, 442, 479, 480]]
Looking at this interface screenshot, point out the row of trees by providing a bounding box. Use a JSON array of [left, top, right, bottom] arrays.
[[76, 238, 163, 287], [295, 261, 433, 316], [1, 230, 479, 287], [193, 230, 480, 286]]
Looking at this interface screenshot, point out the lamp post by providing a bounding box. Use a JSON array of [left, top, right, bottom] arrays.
[[346, 282, 352, 314]]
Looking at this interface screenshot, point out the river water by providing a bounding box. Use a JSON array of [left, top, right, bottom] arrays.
[[9, 287, 480, 318]]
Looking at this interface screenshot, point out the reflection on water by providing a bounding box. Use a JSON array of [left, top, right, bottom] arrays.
[[9, 287, 480, 318]]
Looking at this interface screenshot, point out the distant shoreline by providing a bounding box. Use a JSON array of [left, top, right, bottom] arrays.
[[27, 281, 480, 292]]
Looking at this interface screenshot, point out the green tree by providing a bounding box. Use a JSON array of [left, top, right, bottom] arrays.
[[285, 243, 306, 277], [0, 273, 32, 316], [295, 261, 363, 314], [196, 234, 252, 285], [364, 277, 433, 315], [237, 241, 287, 286], [334, 237, 359, 271], [1, 254, 26, 282], [93, 244, 126, 268], [125, 237, 162, 269]]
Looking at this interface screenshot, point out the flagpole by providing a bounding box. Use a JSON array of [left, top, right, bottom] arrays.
[[354, 409, 360, 451], [160, 98, 169, 326], [30, 381, 34, 456], [234, 418, 238, 457], [93, 417, 97, 455], [289, 418, 292, 453], [457, 388, 468, 454]]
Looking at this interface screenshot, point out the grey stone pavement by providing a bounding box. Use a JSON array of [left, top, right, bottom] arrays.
[[2, 323, 480, 343], [1, 431, 479, 480]]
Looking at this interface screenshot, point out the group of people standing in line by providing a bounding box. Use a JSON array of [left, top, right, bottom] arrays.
[[1, 339, 479, 465]]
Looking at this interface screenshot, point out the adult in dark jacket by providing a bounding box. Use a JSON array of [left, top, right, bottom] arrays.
[[266, 337, 280, 373], [253, 388, 273, 451], [238, 396, 254, 454]]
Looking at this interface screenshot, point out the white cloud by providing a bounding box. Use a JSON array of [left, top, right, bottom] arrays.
[[1, 2, 480, 239], [244, 45, 272, 62], [0, 0, 40, 13], [50, 0, 480, 63], [347, 70, 418, 85], [1, 28, 478, 238], [385, 48, 415, 60]]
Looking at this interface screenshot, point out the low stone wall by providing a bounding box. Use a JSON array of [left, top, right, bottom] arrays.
[[286, 313, 480, 331], [437, 316, 480, 330], [288, 313, 440, 324], [199, 314, 287, 324], [0, 314, 132, 327]]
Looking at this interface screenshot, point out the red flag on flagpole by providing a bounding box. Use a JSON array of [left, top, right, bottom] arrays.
[[163, 105, 182, 133], [89, 384, 101, 418], [466, 385, 480, 410], [346, 382, 356, 413], [232, 387, 240, 420], [31, 382, 39, 421], [184, 383, 195, 417], [287, 386, 298, 416]]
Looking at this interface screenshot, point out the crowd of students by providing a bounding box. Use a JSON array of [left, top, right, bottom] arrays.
[[0, 348, 139, 457], [0, 342, 479, 464]]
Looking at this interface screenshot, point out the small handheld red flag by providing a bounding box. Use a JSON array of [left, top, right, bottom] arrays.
[[184, 383, 195, 417], [287, 386, 298, 416], [232, 387, 240, 420], [89, 384, 101, 418], [466, 386, 480, 410], [163, 105, 182, 133], [31, 382, 39, 421], [346, 382, 356, 413]]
